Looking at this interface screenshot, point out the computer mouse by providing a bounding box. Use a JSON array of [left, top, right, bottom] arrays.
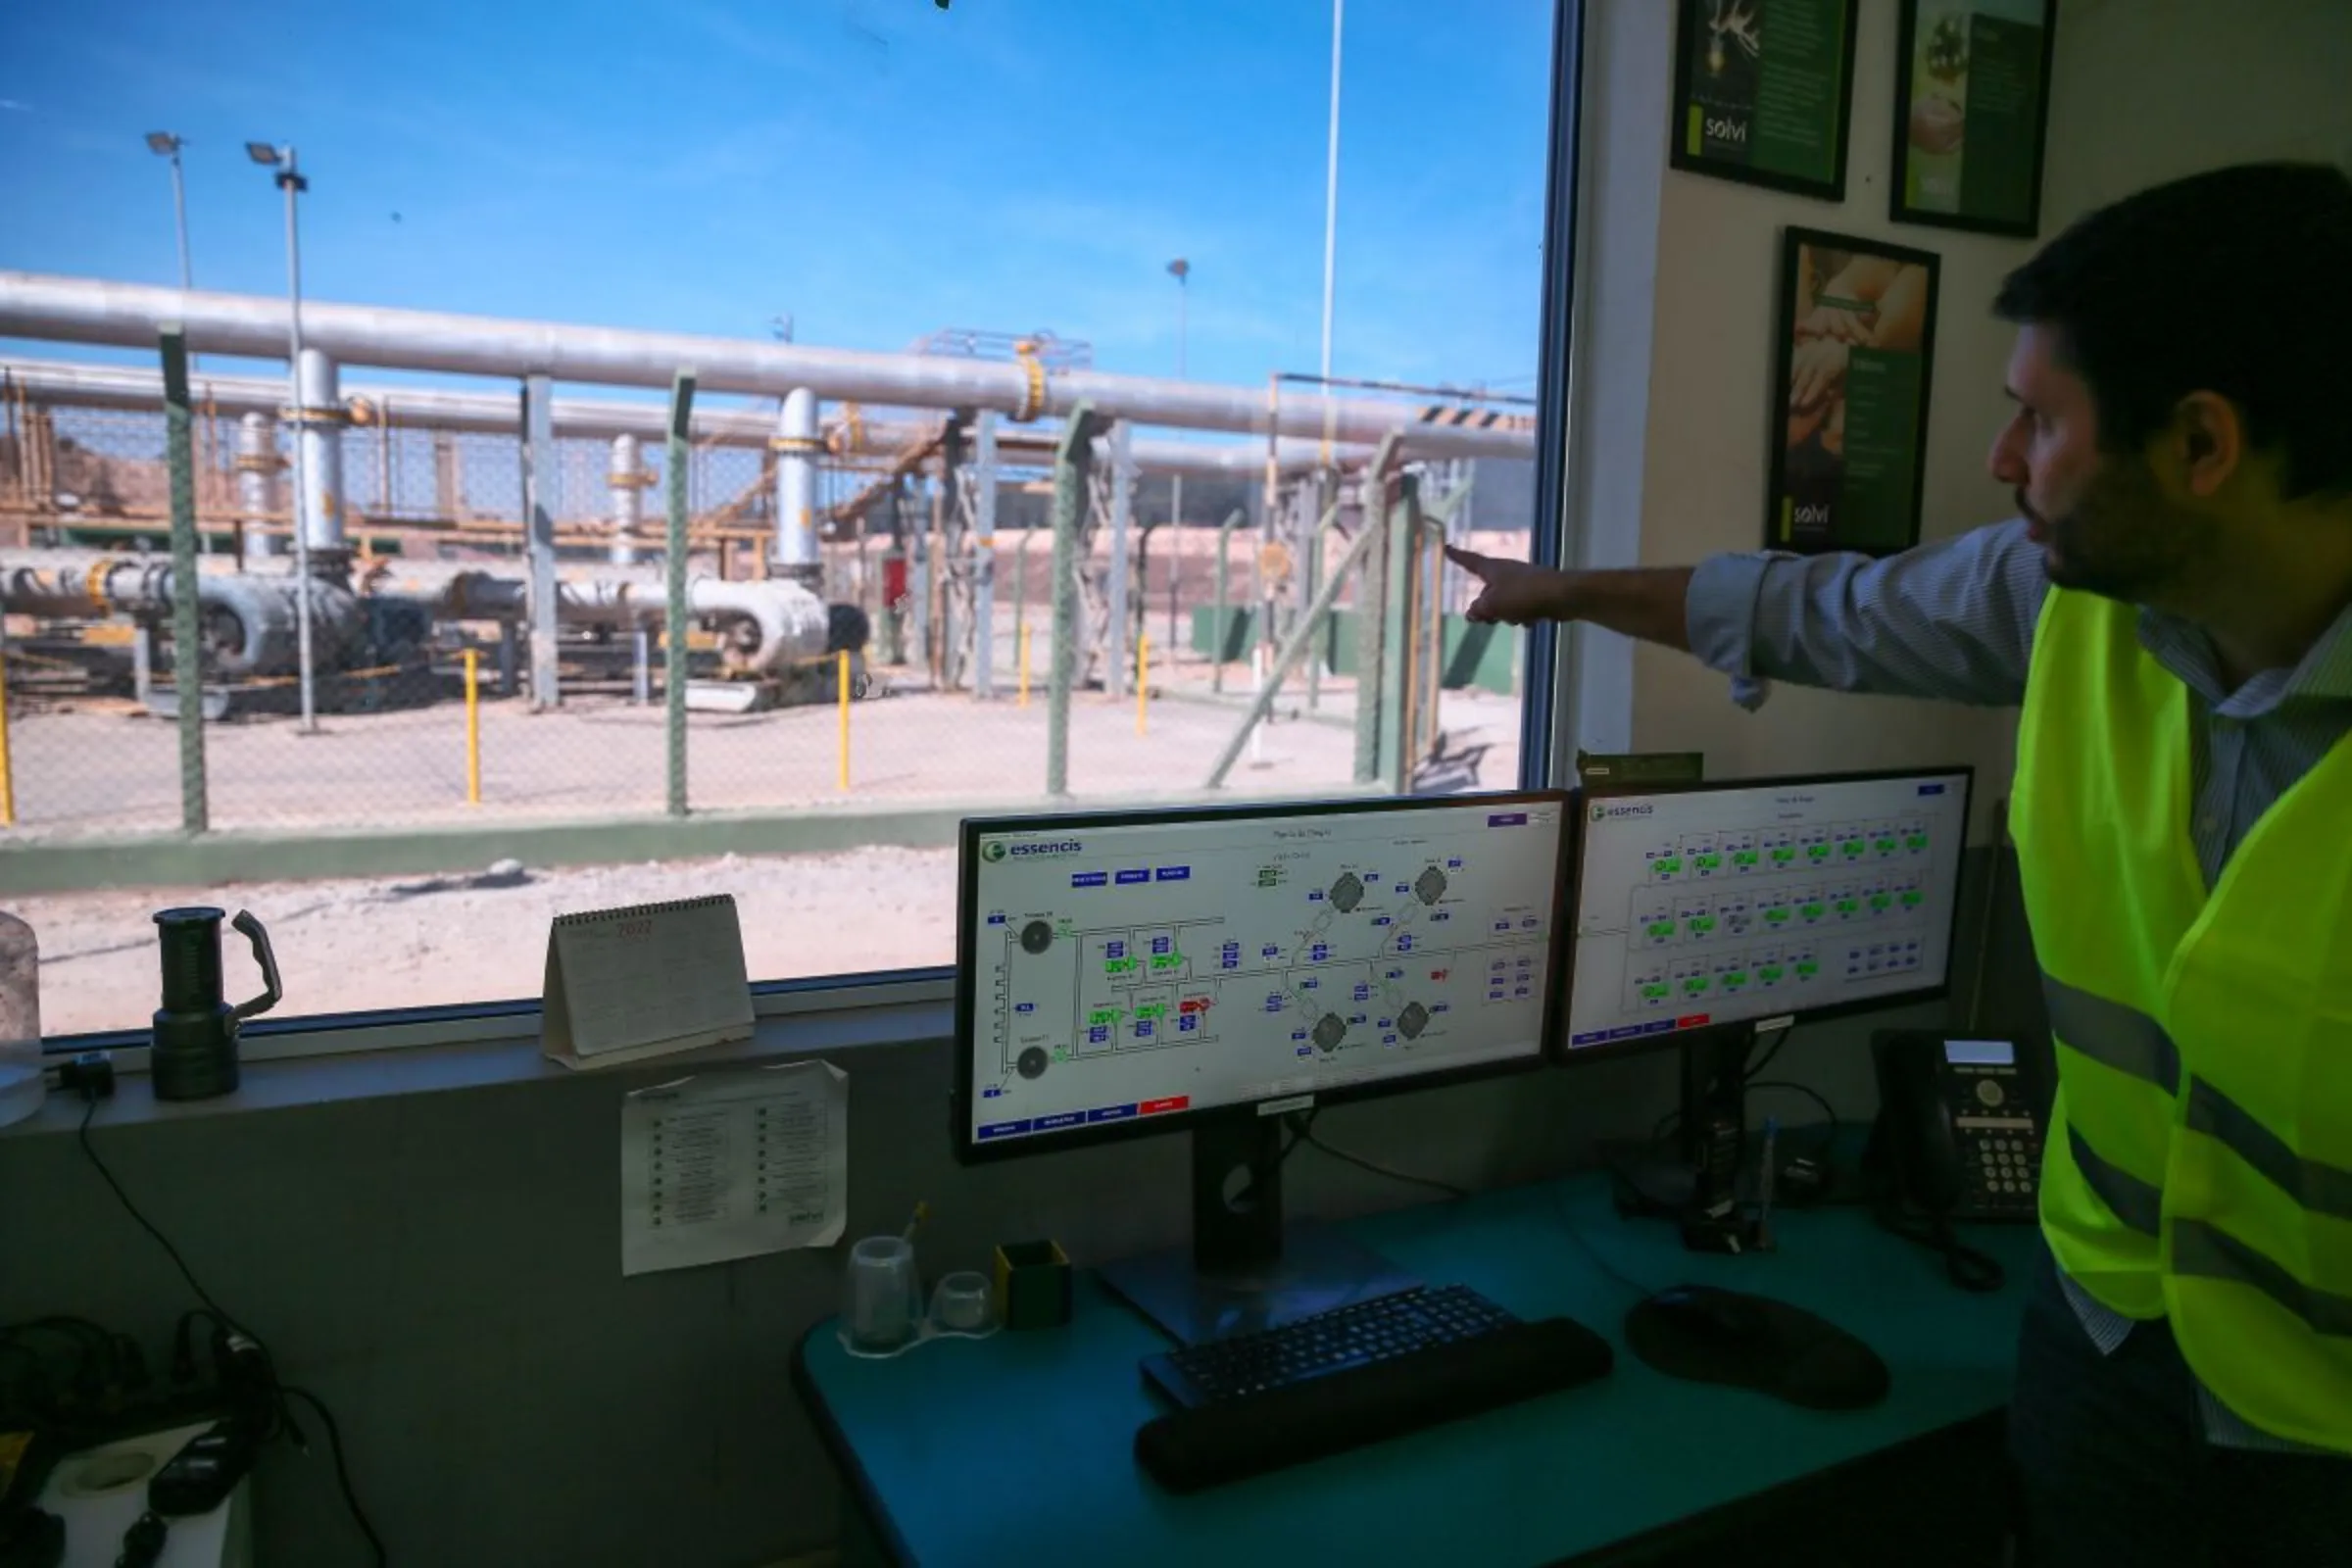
[[1624, 1285, 1889, 1410]]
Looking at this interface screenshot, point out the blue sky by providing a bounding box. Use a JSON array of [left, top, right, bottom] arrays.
[[0, 0, 1555, 401]]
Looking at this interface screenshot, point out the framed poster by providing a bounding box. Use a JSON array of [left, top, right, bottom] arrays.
[[1670, 0, 1861, 201], [1891, 0, 2058, 236], [1768, 228, 1941, 557]]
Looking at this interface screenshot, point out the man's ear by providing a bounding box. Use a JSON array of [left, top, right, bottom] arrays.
[[2161, 391, 2245, 499]]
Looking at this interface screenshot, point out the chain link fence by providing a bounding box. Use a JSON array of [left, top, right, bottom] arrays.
[[3, 381, 1529, 850]]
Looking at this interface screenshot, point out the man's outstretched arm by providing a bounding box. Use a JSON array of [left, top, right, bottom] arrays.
[[1446, 518, 2050, 707]]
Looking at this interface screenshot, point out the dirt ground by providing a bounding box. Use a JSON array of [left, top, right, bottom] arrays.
[[10, 683, 1528, 1038], [17, 847, 965, 1037]]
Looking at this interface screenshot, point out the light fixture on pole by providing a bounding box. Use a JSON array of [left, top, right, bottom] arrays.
[[1321, 0, 1344, 390], [144, 132, 195, 294], [1164, 258, 1190, 651], [248, 140, 318, 733]]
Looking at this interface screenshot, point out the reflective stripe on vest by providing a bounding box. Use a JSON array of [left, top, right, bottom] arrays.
[[2012, 587, 2352, 1453]]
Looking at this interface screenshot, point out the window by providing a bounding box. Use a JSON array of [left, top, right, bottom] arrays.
[[1, 0, 1573, 1041]]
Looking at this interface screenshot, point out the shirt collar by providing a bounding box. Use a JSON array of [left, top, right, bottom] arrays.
[[2136, 595, 2352, 717]]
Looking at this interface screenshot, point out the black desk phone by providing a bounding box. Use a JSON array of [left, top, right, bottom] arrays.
[[1871, 1030, 2045, 1223]]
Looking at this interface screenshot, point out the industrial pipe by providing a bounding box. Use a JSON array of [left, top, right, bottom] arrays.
[[430, 569, 837, 678], [608, 433, 644, 565], [0, 357, 1384, 478], [292, 348, 345, 552], [774, 388, 821, 581], [0, 274, 1534, 460], [0, 557, 353, 676], [234, 411, 282, 563]]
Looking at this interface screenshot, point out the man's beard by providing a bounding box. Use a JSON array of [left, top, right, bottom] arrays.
[[2020, 459, 2210, 604]]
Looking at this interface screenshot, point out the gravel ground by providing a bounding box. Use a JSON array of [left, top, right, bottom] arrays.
[[17, 846, 963, 1037]]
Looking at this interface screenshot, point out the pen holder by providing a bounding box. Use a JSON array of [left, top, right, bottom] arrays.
[[993, 1239, 1072, 1331]]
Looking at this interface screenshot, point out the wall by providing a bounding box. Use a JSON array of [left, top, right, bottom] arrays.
[[2039, 0, 2352, 216], [1, 959, 1991, 1568], [1627, 0, 2030, 840]]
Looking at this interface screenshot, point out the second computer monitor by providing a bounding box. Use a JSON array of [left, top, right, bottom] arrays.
[[1562, 766, 1975, 1056]]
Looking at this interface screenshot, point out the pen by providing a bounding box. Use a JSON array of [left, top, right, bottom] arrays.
[[1757, 1117, 1779, 1250], [900, 1200, 931, 1244]]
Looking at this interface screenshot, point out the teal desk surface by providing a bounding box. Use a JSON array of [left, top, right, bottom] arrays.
[[795, 1172, 2042, 1568]]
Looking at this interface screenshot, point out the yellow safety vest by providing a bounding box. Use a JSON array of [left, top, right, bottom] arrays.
[[2011, 588, 2352, 1453]]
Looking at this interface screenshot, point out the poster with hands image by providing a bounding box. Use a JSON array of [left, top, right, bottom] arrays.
[[1767, 228, 1941, 557], [1890, 0, 2058, 236]]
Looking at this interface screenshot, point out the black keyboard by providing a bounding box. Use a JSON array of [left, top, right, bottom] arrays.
[[1133, 1288, 1615, 1493], [1141, 1283, 1523, 1408]]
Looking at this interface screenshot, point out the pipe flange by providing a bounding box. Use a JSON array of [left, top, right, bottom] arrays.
[[607, 469, 656, 489], [1011, 342, 1046, 422], [280, 403, 351, 429], [232, 451, 289, 474], [768, 436, 825, 454]]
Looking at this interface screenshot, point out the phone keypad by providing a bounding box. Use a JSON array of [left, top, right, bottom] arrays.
[[1966, 1134, 2043, 1213]]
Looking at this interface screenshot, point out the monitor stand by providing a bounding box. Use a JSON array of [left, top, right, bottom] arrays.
[[1607, 1021, 1767, 1248], [1097, 1113, 1422, 1347]]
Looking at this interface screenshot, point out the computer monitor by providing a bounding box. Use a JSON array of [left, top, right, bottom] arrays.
[[1561, 766, 1974, 1216], [955, 790, 1572, 1341]]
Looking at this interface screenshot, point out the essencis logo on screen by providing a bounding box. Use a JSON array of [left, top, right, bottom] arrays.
[[988, 839, 1083, 860], [1592, 803, 1653, 820]]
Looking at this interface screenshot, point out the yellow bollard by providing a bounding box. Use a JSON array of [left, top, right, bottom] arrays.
[[1018, 625, 1032, 708], [464, 648, 481, 806], [1136, 633, 1150, 736], [0, 645, 14, 828], [838, 651, 852, 792]]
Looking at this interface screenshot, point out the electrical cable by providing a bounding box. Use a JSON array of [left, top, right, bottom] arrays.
[[1742, 1024, 1793, 1083], [281, 1387, 387, 1567], [1548, 1190, 1662, 1301], [1287, 1114, 1471, 1200], [74, 1098, 388, 1566], [1742, 1080, 1842, 1163]]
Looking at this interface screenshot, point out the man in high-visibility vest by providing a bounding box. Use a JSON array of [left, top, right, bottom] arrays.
[[1449, 162, 2350, 1564]]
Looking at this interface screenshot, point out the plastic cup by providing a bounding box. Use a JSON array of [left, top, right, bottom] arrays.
[[930, 1270, 997, 1335], [842, 1236, 922, 1352]]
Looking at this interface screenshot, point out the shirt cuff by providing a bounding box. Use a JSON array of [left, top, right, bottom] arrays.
[[1685, 553, 1776, 711]]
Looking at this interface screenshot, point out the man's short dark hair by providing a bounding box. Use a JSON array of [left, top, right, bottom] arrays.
[[1993, 162, 2352, 500]]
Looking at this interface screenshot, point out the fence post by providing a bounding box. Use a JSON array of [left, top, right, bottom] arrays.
[[1104, 420, 1133, 700], [1049, 404, 1106, 797], [837, 651, 852, 793], [161, 327, 209, 834], [521, 372, 560, 710], [465, 648, 482, 805], [1204, 515, 1385, 791], [1352, 478, 1390, 785], [1012, 526, 1035, 671], [1210, 508, 1245, 693], [973, 411, 999, 700], [665, 370, 697, 817], [1019, 625, 1032, 708], [1379, 474, 1421, 794], [0, 641, 15, 829], [1136, 633, 1150, 736]]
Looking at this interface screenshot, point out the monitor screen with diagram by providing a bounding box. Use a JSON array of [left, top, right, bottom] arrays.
[[1563, 768, 1974, 1055], [954, 794, 1571, 1157]]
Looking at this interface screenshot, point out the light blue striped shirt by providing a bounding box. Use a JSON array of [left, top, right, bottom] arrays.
[[1686, 516, 2352, 1455]]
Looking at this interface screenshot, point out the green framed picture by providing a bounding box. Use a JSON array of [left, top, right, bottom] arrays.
[[1891, 0, 2059, 236], [1767, 227, 1942, 557], [1669, 0, 1861, 202]]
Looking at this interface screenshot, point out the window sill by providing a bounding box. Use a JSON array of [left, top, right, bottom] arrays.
[[3, 982, 956, 1140]]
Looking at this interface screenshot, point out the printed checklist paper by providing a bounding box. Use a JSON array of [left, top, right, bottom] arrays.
[[620, 1061, 849, 1276], [542, 894, 755, 1069]]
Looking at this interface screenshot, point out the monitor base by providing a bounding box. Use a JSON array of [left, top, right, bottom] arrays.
[[1099, 1220, 1422, 1347]]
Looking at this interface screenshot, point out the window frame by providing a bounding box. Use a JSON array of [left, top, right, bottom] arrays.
[[34, 0, 1592, 1070]]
